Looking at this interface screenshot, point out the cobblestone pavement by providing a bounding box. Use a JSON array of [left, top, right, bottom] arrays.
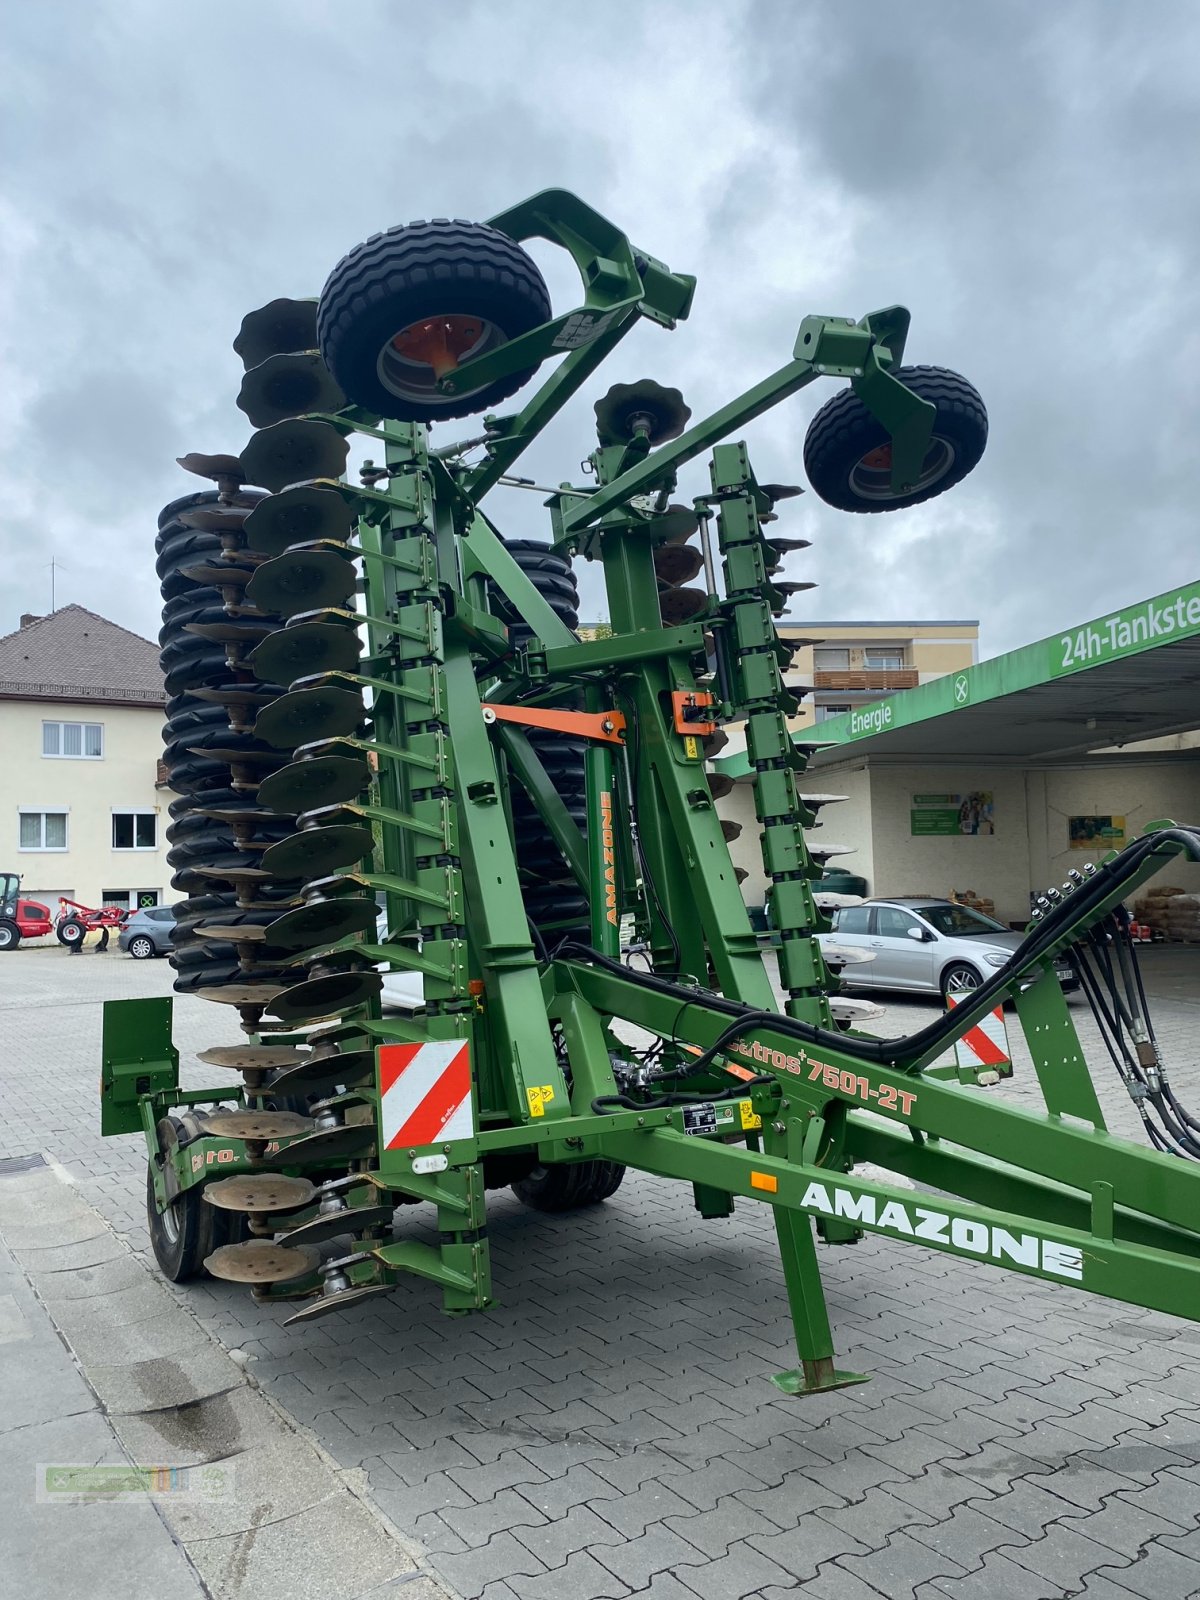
[[3, 942, 1200, 1599]]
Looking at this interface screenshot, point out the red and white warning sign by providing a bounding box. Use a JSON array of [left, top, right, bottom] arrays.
[[946, 991, 1010, 1074], [378, 1041, 474, 1150]]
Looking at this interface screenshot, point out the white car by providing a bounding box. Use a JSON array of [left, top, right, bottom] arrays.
[[819, 897, 1076, 1001]]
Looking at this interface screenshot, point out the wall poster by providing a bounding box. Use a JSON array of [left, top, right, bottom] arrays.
[[910, 792, 996, 837], [1068, 815, 1126, 849]]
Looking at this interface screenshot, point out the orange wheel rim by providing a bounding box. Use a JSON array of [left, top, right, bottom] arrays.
[[390, 315, 485, 379], [859, 443, 892, 470]]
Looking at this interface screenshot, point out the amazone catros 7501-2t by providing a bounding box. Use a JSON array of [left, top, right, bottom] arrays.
[[102, 191, 1200, 1398]]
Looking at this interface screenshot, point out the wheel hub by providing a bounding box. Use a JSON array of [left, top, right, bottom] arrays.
[[377, 314, 505, 403], [849, 436, 955, 501]]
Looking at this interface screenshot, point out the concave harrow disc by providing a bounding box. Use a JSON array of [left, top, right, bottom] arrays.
[[281, 1204, 396, 1249], [283, 1282, 395, 1325], [265, 899, 378, 949], [205, 1240, 321, 1284], [256, 755, 370, 814], [243, 483, 355, 557], [196, 1045, 308, 1071], [260, 825, 375, 879], [266, 1048, 375, 1097], [203, 1175, 316, 1212], [269, 969, 384, 1023], [201, 1110, 313, 1141], [256, 1124, 375, 1166]]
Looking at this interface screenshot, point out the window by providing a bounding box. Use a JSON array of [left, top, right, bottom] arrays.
[[864, 650, 904, 671], [834, 906, 873, 934], [875, 906, 922, 939], [813, 648, 850, 670], [814, 703, 852, 723], [19, 811, 68, 851], [916, 902, 1008, 936], [112, 812, 157, 851], [43, 721, 103, 759]]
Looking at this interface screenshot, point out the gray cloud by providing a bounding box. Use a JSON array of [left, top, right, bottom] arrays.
[[2, 0, 1197, 659]]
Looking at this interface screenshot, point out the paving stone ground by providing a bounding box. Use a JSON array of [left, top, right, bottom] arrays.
[[2, 941, 1200, 1599]]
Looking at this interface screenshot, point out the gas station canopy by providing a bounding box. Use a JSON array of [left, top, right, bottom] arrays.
[[717, 580, 1200, 772]]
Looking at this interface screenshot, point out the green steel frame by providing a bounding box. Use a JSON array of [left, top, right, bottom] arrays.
[[103, 189, 1200, 1396]]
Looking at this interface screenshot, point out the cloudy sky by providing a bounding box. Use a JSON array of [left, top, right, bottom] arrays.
[[3, 0, 1197, 660]]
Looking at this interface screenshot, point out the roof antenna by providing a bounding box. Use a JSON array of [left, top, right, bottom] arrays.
[[46, 557, 65, 613]]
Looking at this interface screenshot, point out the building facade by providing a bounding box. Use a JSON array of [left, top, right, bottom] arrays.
[[782, 620, 978, 727], [717, 583, 1200, 923], [0, 607, 172, 913]]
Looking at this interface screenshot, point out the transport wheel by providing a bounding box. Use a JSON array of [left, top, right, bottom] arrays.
[[941, 961, 982, 1001], [803, 365, 987, 513], [146, 1119, 242, 1282], [128, 934, 156, 960], [512, 1160, 626, 1212], [57, 917, 86, 947], [0, 920, 19, 951], [317, 218, 552, 421]]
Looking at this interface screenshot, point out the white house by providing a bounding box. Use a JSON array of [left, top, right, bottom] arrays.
[[0, 606, 173, 913]]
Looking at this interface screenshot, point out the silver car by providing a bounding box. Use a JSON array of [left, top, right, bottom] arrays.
[[118, 905, 176, 959], [819, 897, 1076, 1000]]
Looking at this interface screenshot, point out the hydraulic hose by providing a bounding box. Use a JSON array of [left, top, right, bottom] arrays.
[[559, 825, 1200, 1073]]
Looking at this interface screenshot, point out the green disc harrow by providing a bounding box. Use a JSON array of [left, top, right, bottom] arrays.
[[103, 190, 1200, 1397]]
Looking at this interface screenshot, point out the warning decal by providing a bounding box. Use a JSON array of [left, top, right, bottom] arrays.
[[946, 992, 1011, 1071], [527, 1084, 556, 1118], [379, 1041, 474, 1150]]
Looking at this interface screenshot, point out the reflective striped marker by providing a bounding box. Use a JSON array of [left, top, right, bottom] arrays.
[[378, 1041, 474, 1150], [946, 992, 1010, 1071]]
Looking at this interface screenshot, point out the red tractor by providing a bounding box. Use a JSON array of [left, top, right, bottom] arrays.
[[0, 873, 55, 951]]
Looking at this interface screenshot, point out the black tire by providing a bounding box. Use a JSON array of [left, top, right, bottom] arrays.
[[167, 787, 260, 820], [489, 540, 580, 646], [940, 961, 983, 1002], [147, 1164, 216, 1282], [0, 919, 20, 951], [160, 584, 222, 623], [172, 905, 280, 946], [165, 725, 276, 760], [158, 602, 231, 646], [57, 917, 86, 947], [146, 1120, 244, 1282], [161, 643, 230, 699], [512, 1160, 625, 1212], [156, 489, 264, 541], [162, 702, 237, 741], [163, 760, 240, 796], [487, 539, 587, 939], [317, 218, 552, 422], [803, 365, 987, 513], [128, 934, 156, 960], [155, 529, 224, 581], [166, 812, 291, 848], [171, 960, 242, 992], [168, 843, 270, 874], [158, 490, 221, 535], [172, 962, 285, 994]]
